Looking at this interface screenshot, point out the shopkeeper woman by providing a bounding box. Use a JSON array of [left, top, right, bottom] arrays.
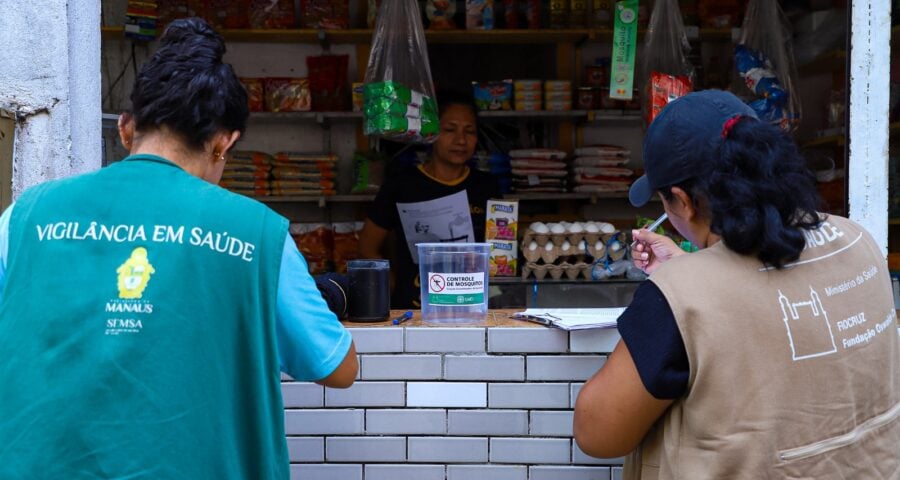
[[359, 91, 500, 309]]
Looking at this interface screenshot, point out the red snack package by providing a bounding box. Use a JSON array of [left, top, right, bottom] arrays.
[[645, 72, 692, 125], [249, 0, 296, 29], [290, 223, 334, 274], [301, 0, 350, 29], [306, 55, 349, 112], [240, 78, 265, 112], [264, 78, 312, 112], [208, 0, 250, 29], [186, 0, 209, 21], [157, 0, 188, 30], [332, 222, 363, 273], [503, 0, 519, 28], [524, 0, 540, 28]]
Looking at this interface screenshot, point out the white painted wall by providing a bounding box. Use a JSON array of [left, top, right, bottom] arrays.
[[0, 0, 102, 197], [848, 0, 891, 255]]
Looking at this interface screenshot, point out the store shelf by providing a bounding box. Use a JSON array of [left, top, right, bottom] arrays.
[[102, 26, 591, 44], [798, 49, 846, 75], [244, 110, 642, 122], [802, 133, 846, 148], [101, 26, 737, 45], [890, 218, 900, 225], [491, 276, 642, 285], [257, 194, 375, 203], [250, 111, 363, 122], [505, 192, 629, 201]]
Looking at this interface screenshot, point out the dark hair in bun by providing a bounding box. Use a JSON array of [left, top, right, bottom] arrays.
[[129, 17, 248, 150]]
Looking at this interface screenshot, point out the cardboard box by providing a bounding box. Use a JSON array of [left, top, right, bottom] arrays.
[[486, 200, 519, 276]]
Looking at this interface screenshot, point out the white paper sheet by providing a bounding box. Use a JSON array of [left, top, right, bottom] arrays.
[[397, 190, 474, 263], [512, 307, 626, 330]]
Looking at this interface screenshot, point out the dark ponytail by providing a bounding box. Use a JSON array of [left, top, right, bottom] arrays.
[[672, 118, 822, 269], [129, 17, 248, 150]]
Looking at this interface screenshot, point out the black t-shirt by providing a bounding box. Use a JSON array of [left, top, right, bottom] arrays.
[[616, 280, 690, 399], [367, 164, 500, 309]]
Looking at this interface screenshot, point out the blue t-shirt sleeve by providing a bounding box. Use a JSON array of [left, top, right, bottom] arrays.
[[0, 202, 14, 295], [276, 233, 352, 381], [616, 280, 689, 399]]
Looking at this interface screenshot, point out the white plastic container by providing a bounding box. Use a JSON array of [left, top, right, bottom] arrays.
[[417, 243, 491, 324]]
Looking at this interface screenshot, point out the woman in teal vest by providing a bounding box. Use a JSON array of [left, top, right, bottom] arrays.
[[0, 18, 357, 479]]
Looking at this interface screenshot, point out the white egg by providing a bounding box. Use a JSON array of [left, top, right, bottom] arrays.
[[610, 241, 622, 252], [600, 223, 616, 234], [550, 223, 566, 234], [578, 240, 587, 251], [528, 241, 538, 251], [585, 223, 600, 233], [530, 222, 549, 233], [545, 242, 555, 251], [594, 241, 604, 251], [561, 241, 572, 250], [569, 223, 584, 233]]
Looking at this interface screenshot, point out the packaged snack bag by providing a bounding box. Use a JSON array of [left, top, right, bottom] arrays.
[[249, 0, 296, 28], [473, 80, 514, 111], [240, 78, 265, 112], [301, 0, 350, 29], [264, 78, 311, 112], [208, 0, 250, 29]]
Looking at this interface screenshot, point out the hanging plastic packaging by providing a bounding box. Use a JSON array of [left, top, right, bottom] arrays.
[[641, 0, 694, 126], [364, 0, 440, 144], [734, 0, 801, 131]]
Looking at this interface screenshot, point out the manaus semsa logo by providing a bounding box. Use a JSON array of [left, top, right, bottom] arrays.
[[116, 247, 155, 299]]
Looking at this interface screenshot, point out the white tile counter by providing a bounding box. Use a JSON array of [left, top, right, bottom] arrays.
[[282, 310, 624, 480]]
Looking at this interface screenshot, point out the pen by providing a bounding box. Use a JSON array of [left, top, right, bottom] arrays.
[[392, 311, 413, 325], [631, 212, 668, 249]]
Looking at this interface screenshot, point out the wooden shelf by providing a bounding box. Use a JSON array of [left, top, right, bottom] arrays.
[[257, 194, 375, 203], [102, 26, 736, 45], [799, 49, 846, 75], [802, 132, 846, 148], [250, 111, 363, 122], [245, 110, 641, 122]]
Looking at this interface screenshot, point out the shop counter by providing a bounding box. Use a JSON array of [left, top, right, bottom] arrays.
[[281, 309, 624, 480]]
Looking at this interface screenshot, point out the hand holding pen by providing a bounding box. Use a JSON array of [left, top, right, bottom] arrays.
[[631, 213, 685, 274]]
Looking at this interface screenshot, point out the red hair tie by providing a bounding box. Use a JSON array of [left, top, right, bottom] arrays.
[[721, 115, 744, 139]]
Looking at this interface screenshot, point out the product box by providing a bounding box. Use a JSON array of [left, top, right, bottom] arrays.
[[486, 199, 519, 276], [489, 240, 518, 277]]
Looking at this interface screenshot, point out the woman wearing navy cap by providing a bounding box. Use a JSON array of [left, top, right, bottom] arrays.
[[574, 90, 899, 479]]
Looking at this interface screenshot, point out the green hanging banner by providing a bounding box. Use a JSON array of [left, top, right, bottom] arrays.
[[609, 0, 638, 100]]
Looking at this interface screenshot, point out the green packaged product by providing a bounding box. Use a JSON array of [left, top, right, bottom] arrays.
[[364, 98, 421, 118], [364, 81, 437, 111], [364, 112, 439, 141]]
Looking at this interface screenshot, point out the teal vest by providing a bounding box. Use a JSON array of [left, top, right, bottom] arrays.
[[0, 155, 290, 479]]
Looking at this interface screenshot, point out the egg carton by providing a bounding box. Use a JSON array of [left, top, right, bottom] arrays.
[[522, 262, 550, 280], [547, 264, 565, 280], [604, 231, 628, 262], [521, 229, 550, 246]]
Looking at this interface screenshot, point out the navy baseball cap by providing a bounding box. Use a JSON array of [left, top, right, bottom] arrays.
[[629, 90, 758, 207]]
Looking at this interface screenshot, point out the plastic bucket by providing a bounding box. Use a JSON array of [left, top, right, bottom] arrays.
[[417, 243, 490, 324]]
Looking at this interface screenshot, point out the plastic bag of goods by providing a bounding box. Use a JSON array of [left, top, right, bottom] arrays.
[[733, 0, 801, 131], [641, 0, 694, 126], [290, 223, 334, 274], [364, 0, 439, 144]]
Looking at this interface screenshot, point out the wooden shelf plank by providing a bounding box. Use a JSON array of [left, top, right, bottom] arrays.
[[799, 49, 846, 75], [802, 134, 846, 148], [101, 26, 733, 45]]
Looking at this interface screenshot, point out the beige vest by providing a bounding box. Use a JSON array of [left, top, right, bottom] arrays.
[[626, 215, 900, 480]]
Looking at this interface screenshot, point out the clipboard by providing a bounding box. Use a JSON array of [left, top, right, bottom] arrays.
[[511, 307, 626, 331]]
